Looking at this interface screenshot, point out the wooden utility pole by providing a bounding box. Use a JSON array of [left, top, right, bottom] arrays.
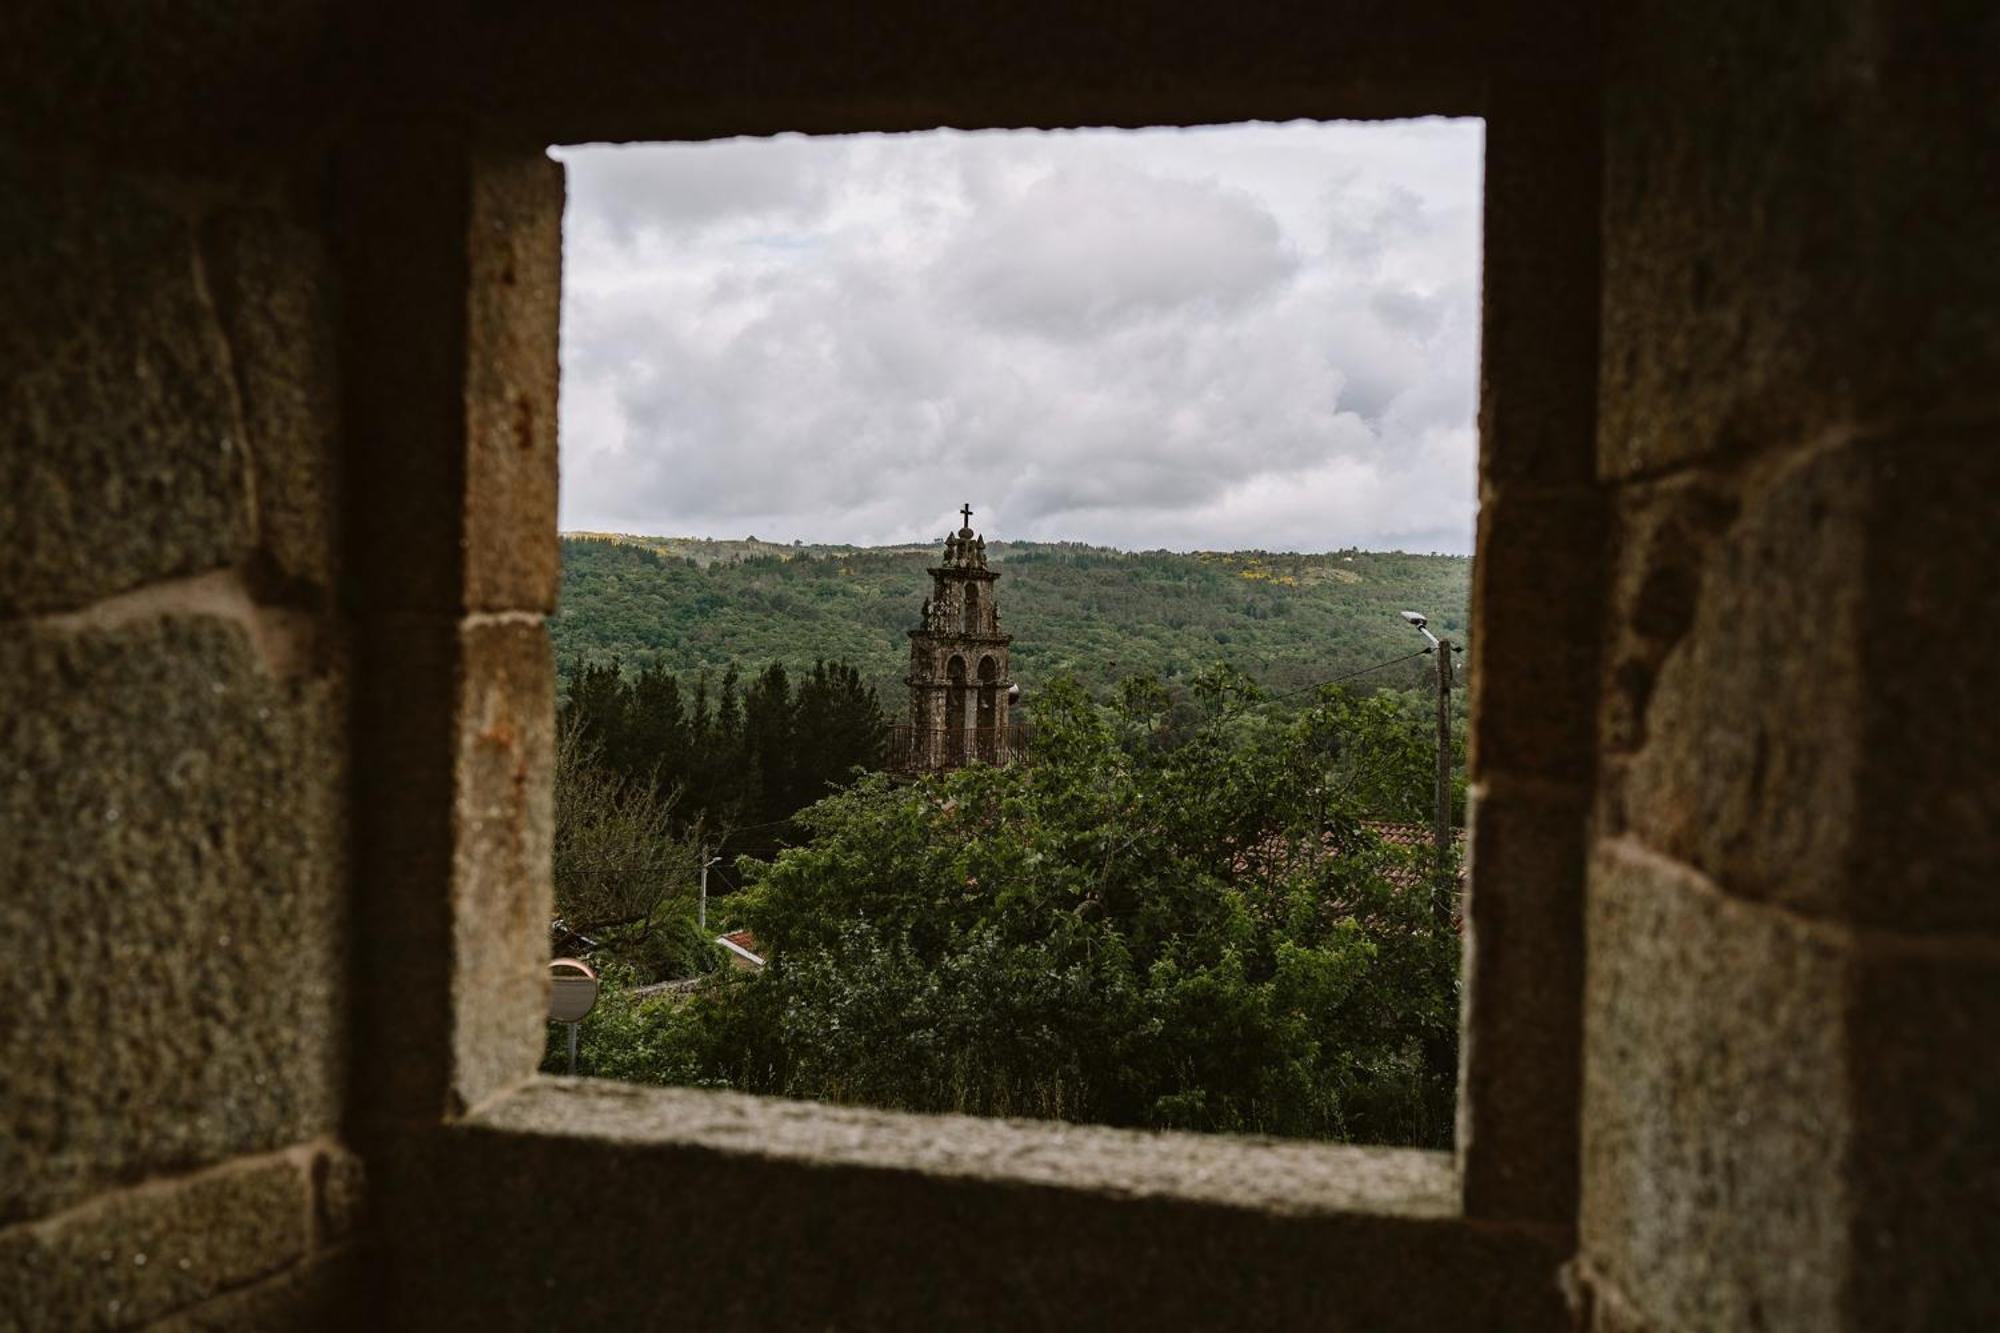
[[1433, 639, 1453, 868]]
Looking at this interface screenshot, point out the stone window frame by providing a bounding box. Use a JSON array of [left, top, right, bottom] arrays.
[[339, 58, 1603, 1326]]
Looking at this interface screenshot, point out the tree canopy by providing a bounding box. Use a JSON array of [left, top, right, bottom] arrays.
[[559, 656, 890, 862], [560, 671, 1463, 1148]]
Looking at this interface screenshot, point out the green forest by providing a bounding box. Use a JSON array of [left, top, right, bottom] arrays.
[[554, 533, 1472, 703], [559, 656, 890, 862]]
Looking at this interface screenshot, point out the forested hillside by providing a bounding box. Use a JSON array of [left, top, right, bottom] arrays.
[[555, 534, 1471, 701]]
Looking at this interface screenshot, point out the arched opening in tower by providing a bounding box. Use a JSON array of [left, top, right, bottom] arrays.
[[976, 654, 999, 763], [945, 654, 968, 765]]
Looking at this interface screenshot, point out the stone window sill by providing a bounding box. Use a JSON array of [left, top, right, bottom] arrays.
[[391, 1078, 1567, 1329], [475, 1077, 1458, 1219]]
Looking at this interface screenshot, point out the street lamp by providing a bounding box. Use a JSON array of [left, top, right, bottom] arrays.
[[698, 847, 723, 931], [1399, 610, 1453, 868]]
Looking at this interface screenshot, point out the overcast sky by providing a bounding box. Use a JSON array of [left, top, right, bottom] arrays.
[[556, 120, 1483, 554]]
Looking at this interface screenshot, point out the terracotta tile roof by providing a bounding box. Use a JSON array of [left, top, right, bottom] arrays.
[[716, 929, 767, 966], [1230, 819, 1466, 933], [1359, 819, 1464, 852], [1358, 820, 1466, 891]]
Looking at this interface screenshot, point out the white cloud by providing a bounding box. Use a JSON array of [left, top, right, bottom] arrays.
[[939, 164, 1297, 339], [555, 120, 1483, 553]]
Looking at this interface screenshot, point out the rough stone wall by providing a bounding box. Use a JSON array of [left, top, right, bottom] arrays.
[[0, 111, 362, 1332], [338, 136, 562, 1144], [1579, 2, 2000, 1329], [4, 2, 1994, 1331]]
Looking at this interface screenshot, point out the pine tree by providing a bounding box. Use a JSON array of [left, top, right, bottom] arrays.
[[743, 663, 796, 832], [556, 656, 891, 860], [561, 659, 630, 753], [626, 666, 689, 796]]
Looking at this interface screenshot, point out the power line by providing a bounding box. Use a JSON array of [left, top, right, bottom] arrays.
[[1259, 649, 1433, 702], [717, 815, 796, 837]]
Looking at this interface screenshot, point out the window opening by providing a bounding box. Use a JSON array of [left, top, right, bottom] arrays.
[[546, 121, 1481, 1148]]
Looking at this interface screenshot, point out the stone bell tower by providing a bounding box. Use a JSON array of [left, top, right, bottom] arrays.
[[905, 504, 1014, 770]]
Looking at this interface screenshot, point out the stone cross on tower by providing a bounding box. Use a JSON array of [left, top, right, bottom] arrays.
[[903, 503, 1013, 772]]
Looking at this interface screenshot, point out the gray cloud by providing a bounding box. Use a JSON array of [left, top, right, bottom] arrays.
[[940, 165, 1297, 340], [565, 133, 836, 238], [556, 121, 1483, 553]]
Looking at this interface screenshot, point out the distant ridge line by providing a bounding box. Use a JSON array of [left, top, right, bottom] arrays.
[[560, 532, 1470, 561]]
